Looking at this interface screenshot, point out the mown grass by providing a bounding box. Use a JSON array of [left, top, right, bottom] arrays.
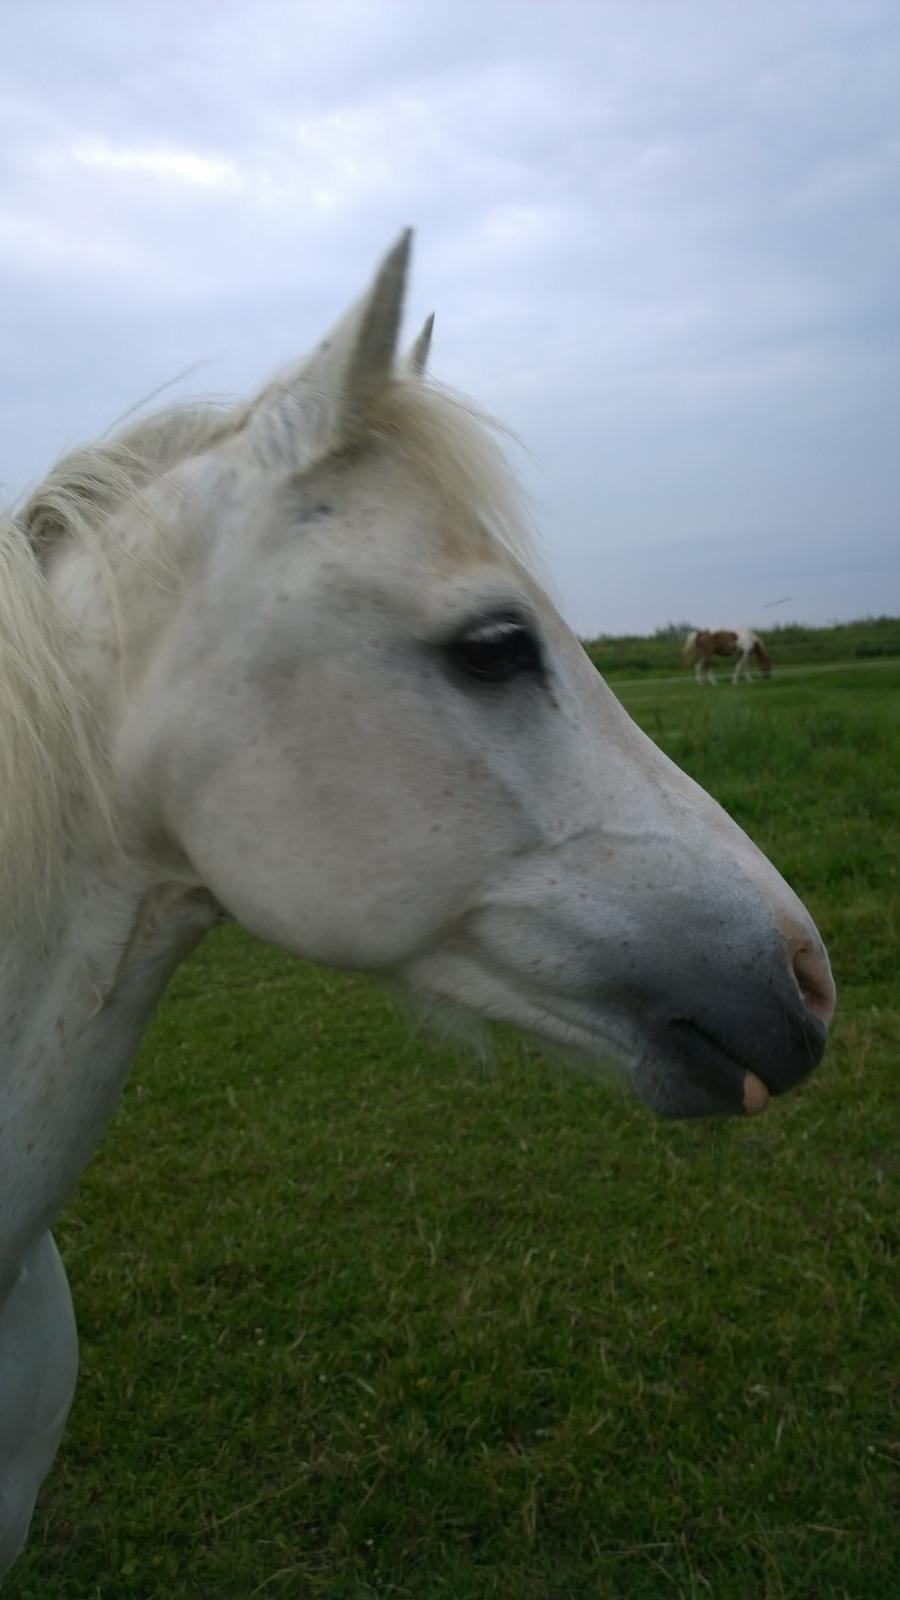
[[8, 664, 899, 1599]]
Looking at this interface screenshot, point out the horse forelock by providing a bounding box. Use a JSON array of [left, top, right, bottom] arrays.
[[21, 370, 536, 574], [362, 378, 537, 575]]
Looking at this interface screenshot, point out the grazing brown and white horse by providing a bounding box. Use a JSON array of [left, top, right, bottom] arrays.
[[683, 627, 773, 685]]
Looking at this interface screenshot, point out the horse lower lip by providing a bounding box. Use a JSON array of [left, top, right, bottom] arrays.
[[667, 1017, 771, 1117], [742, 1070, 770, 1116]]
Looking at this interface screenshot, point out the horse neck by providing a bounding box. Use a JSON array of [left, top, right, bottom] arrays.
[[0, 464, 233, 1281], [0, 862, 218, 1283]]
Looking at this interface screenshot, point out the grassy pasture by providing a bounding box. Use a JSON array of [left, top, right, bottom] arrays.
[[8, 662, 899, 1600]]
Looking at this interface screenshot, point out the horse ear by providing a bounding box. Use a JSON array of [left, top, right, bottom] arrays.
[[250, 229, 412, 465], [405, 312, 434, 375]]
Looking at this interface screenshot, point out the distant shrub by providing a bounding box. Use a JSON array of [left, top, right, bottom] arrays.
[[854, 641, 900, 658], [583, 615, 900, 677]]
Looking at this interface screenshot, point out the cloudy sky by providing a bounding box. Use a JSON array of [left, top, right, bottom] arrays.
[[2, 0, 898, 635]]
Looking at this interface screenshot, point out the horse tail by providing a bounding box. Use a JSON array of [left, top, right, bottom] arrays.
[[682, 629, 698, 663], [752, 637, 773, 677]]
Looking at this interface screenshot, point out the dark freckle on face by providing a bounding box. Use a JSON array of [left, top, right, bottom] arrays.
[[296, 502, 333, 525]]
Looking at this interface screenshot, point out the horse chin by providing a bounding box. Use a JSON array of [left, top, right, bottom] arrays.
[[632, 1050, 770, 1120]]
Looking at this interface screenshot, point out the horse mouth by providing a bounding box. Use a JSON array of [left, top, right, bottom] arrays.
[[661, 1017, 775, 1118], [519, 1000, 776, 1120], [527, 999, 782, 1120], [402, 952, 822, 1122], [546, 1008, 775, 1119]]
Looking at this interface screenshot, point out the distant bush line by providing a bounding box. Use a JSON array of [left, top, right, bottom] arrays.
[[583, 615, 900, 677]]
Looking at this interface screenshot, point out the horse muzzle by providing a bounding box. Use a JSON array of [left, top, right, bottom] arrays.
[[630, 927, 834, 1119]]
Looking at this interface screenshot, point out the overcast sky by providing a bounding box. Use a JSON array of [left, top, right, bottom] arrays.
[[2, 0, 898, 635]]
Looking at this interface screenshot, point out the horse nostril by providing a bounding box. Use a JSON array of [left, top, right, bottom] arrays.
[[791, 941, 836, 1025]]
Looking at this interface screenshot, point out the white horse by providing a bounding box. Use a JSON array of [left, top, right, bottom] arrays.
[[0, 232, 834, 1578]]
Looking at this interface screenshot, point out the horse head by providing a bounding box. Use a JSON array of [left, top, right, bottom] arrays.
[[51, 234, 832, 1119]]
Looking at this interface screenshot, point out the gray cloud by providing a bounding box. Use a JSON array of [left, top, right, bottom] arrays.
[[2, 0, 897, 632]]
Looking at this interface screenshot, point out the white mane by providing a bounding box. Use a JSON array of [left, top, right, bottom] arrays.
[[1, 376, 534, 938]]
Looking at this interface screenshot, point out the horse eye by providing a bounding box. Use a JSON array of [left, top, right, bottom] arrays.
[[447, 617, 543, 683]]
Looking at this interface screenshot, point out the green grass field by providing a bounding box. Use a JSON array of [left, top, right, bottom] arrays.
[[8, 660, 899, 1600]]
